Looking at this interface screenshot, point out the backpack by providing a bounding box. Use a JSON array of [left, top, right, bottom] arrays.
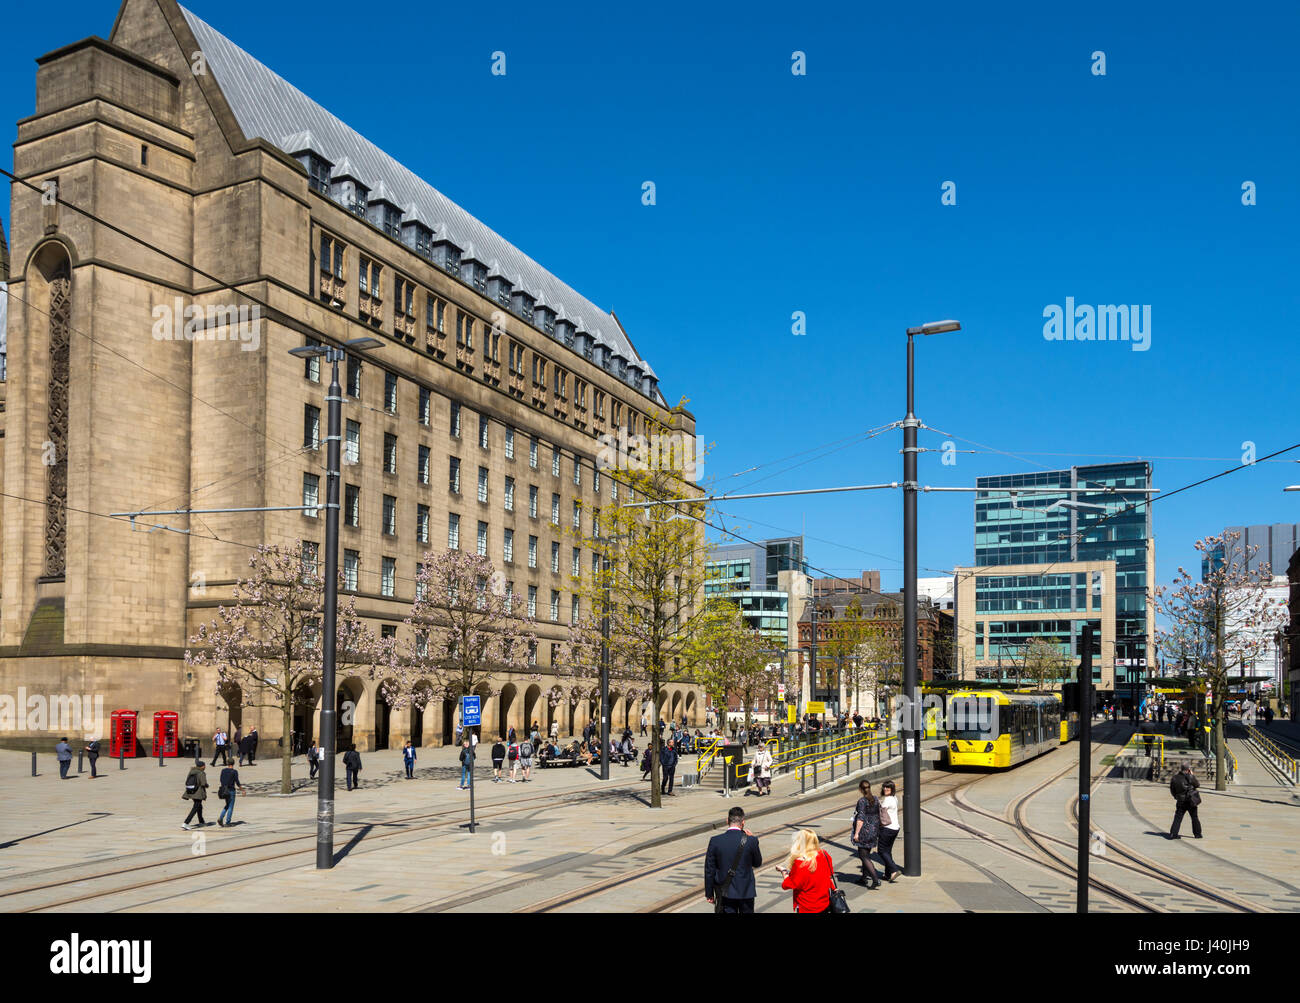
[[509, 744, 518, 761], [521, 741, 533, 758], [183, 771, 199, 797]]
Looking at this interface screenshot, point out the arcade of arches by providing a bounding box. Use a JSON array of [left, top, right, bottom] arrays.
[[262, 674, 704, 754]]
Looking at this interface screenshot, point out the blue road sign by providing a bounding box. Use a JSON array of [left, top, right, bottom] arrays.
[[462, 695, 482, 728]]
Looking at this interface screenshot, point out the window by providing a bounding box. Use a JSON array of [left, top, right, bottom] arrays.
[[551, 494, 560, 525], [573, 459, 581, 487], [479, 414, 489, 450], [394, 277, 415, 320], [384, 372, 398, 414], [415, 563, 426, 601], [418, 388, 431, 426], [320, 234, 345, 281], [302, 473, 320, 517], [478, 466, 489, 503], [504, 528, 514, 563], [300, 540, 320, 577], [552, 449, 561, 477], [527, 585, 538, 618], [450, 402, 461, 438], [304, 404, 320, 449], [347, 357, 362, 397], [359, 256, 382, 297], [384, 433, 397, 474], [528, 535, 538, 569], [509, 341, 525, 376], [571, 595, 579, 625], [344, 484, 360, 527], [418, 445, 430, 484], [572, 500, 581, 529], [593, 468, 601, 494], [504, 581, 514, 613], [448, 513, 460, 549], [449, 457, 461, 493], [529, 436, 538, 468], [529, 485, 538, 519], [611, 480, 618, 502], [427, 297, 445, 332], [595, 391, 606, 420], [345, 420, 360, 465], [477, 521, 488, 557], [343, 549, 359, 591], [381, 624, 396, 640], [528, 640, 537, 665], [304, 338, 322, 382], [383, 495, 396, 536], [505, 426, 515, 459], [504, 476, 515, 512], [415, 629, 428, 656], [381, 557, 395, 597], [456, 311, 475, 350], [551, 541, 560, 573], [572, 547, 581, 577], [417, 504, 429, 543], [550, 590, 560, 622]]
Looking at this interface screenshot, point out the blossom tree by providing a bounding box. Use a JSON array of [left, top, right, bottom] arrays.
[[1154, 532, 1287, 790], [384, 550, 537, 731], [185, 544, 381, 794]]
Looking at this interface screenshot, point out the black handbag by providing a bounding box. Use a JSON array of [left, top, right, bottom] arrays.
[[828, 868, 851, 914], [714, 835, 749, 914], [1190, 789, 1202, 806]]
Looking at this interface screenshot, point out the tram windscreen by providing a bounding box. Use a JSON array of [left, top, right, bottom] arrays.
[[947, 696, 999, 739]]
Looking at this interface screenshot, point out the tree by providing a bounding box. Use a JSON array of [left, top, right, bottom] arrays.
[[185, 544, 381, 794], [686, 599, 771, 733], [384, 550, 537, 726], [1154, 532, 1287, 790], [1021, 637, 1072, 693], [560, 454, 708, 809]]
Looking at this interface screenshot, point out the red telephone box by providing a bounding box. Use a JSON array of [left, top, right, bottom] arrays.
[[110, 710, 140, 757], [153, 711, 180, 757]]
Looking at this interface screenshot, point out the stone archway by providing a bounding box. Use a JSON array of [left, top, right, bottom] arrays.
[[410, 681, 434, 747], [670, 690, 683, 725], [291, 680, 320, 755], [685, 691, 697, 726], [498, 683, 518, 740], [337, 678, 366, 750], [524, 684, 542, 737]]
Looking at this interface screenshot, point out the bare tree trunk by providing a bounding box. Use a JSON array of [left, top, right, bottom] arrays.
[[650, 675, 662, 808], [281, 686, 293, 795], [1215, 608, 1226, 791]]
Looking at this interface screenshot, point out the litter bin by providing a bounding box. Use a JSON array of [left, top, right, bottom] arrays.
[[181, 737, 200, 759], [725, 758, 751, 791]]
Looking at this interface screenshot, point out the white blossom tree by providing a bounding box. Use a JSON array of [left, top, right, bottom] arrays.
[[1154, 532, 1288, 789], [185, 545, 381, 794]]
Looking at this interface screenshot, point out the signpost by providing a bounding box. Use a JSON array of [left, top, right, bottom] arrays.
[[462, 695, 481, 834]]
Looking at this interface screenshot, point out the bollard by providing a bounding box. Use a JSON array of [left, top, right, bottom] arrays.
[[801, 764, 806, 794], [158, 745, 164, 767], [119, 751, 125, 770], [78, 750, 84, 774], [32, 751, 37, 777]]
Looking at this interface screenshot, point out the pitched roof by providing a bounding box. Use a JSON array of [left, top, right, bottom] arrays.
[[180, 6, 655, 389]]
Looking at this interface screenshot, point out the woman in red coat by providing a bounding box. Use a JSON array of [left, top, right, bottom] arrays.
[[777, 829, 834, 913]]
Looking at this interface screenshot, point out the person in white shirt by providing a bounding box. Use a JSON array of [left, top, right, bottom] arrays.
[[877, 779, 902, 882]]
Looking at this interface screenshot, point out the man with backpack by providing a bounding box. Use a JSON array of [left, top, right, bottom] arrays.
[[518, 736, 534, 781], [181, 761, 209, 829], [508, 738, 523, 782], [1169, 763, 1203, 839]]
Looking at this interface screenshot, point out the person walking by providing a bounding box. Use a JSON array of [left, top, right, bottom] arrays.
[[876, 779, 902, 882], [851, 779, 883, 889], [210, 729, 227, 767], [458, 739, 473, 790], [640, 745, 653, 780], [640, 712, 648, 737], [247, 725, 259, 766], [55, 737, 73, 779], [519, 736, 534, 781], [704, 807, 762, 913], [508, 725, 517, 745], [507, 738, 523, 782], [777, 829, 835, 912], [660, 740, 678, 796], [1169, 763, 1203, 839], [307, 740, 320, 780], [752, 743, 774, 796], [549, 719, 559, 742], [342, 745, 362, 791], [402, 740, 417, 779], [181, 761, 209, 829], [216, 762, 245, 826], [491, 737, 507, 782], [83, 737, 101, 779]]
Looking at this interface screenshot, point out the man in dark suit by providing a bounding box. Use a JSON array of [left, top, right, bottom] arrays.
[[1169, 763, 1203, 839], [705, 807, 762, 913]]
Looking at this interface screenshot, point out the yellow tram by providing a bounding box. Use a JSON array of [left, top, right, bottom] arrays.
[[947, 690, 1062, 769]]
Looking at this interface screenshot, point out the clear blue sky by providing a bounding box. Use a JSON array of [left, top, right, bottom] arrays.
[[3, 0, 1298, 590]]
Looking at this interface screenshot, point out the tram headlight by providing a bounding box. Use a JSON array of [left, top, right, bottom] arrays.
[[983, 742, 994, 752]]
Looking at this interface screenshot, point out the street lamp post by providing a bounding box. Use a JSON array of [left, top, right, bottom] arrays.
[[902, 319, 960, 877], [288, 336, 382, 870]]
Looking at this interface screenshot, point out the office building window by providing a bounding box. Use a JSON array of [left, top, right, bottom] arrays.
[[504, 528, 514, 563], [417, 504, 429, 543], [550, 590, 560, 622], [384, 372, 398, 414], [477, 521, 488, 557], [343, 549, 359, 591], [300, 540, 320, 577], [415, 563, 426, 601], [347, 357, 361, 397], [504, 476, 515, 512], [302, 473, 320, 517], [419, 387, 431, 425], [573, 459, 581, 487], [344, 484, 360, 527], [528, 536, 538, 569], [381, 557, 395, 597], [504, 581, 514, 613], [572, 547, 581, 577], [529, 436, 538, 468], [505, 427, 515, 459], [304, 404, 320, 449], [478, 466, 489, 503], [529, 485, 539, 518], [593, 468, 601, 494], [418, 445, 430, 484], [449, 457, 461, 493], [383, 495, 396, 536], [551, 541, 560, 573], [304, 337, 322, 382], [572, 500, 581, 529], [384, 433, 397, 474], [450, 402, 461, 438], [479, 414, 489, 450], [571, 595, 579, 625], [448, 513, 460, 549], [527, 586, 537, 619], [345, 420, 360, 465], [552, 449, 561, 477], [551, 494, 560, 525]]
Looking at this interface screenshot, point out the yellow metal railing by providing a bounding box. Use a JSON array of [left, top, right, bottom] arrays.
[[1125, 732, 1166, 768], [696, 737, 724, 777], [1246, 724, 1298, 783]]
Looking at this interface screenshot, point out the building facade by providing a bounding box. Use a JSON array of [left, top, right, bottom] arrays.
[[972, 462, 1155, 700], [1203, 523, 1300, 581], [0, 0, 702, 751]]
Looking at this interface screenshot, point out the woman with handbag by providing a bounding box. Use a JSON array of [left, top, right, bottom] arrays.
[[851, 779, 883, 889], [876, 779, 902, 882], [777, 829, 836, 912]]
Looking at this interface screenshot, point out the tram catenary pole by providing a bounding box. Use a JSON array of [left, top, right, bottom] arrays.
[[1077, 623, 1094, 913]]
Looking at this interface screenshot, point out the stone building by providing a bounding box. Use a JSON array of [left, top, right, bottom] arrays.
[[0, 0, 702, 752]]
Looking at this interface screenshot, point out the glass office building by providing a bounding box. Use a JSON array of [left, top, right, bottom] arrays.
[[705, 537, 806, 642], [974, 462, 1154, 686]]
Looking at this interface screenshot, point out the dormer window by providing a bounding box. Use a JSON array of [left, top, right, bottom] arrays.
[[382, 205, 401, 238], [303, 154, 331, 194], [487, 275, 511, 305]]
